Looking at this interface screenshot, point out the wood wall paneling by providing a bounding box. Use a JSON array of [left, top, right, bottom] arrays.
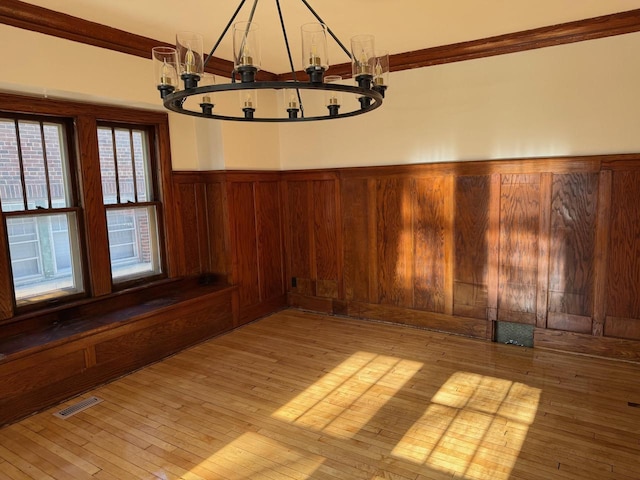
[[412, 176, 447, 313], [313, 180, 340, 298], [605, 170, 640, 340], [453, 175, 491, 320], [254, 181, 285, 301], [498, 174, 541, 324], [175, 183, 206, 276], [228, 182, 260, 311], [342, 177, 371, 302], [286, 181, 313, 296], [205, 181, 231, 278], [592, 170, 612, 336], [377, 177, 413, 308], [546, 173, 598, 333], [94, 299, 233, 368]]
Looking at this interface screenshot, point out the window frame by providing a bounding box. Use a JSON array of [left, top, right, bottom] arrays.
[[0, 93, 176, 321], [97, 122, 167, 289], [0, 113, 88, 309]]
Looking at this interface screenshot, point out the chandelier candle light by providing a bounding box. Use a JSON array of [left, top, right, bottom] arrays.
[[152, 0, 389, 122]]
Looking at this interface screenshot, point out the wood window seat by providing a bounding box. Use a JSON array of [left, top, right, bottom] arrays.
[[0, 277, 236, 426]]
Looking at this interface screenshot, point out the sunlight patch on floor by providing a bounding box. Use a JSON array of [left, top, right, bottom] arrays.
[[200, 431, 325, 479], [391, 371, 541, 479], [272, 351, 424, 438]]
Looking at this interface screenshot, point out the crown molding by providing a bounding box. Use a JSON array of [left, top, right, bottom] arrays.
[[1, 0, 639, 80]]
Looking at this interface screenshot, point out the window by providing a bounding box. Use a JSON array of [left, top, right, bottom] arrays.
[[0, 118, 83, 305], [0, 94, 172, 317], [97, 125, 162, 282]]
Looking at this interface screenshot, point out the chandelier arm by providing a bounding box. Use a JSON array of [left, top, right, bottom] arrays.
[[203, 0, 248, 68], [298, 0, 352, 60], [275, 0, 304, 118]]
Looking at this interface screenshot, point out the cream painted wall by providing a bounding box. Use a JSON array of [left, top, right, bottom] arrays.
[[278, 32, 640, 169], [0, 24, 280, 171], [1, 23, 638, 172]]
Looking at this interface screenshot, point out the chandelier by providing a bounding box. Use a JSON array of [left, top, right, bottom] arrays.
[[152, 0, 389, 122]]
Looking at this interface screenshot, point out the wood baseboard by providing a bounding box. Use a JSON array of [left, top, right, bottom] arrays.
[[287, 293, 488, 339], [534, 328, 640, 362]]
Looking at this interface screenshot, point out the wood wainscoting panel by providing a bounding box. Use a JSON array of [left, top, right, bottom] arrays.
[[377, 177, 413, 308], [255, 181, 285, 302], [228, 182, 260, 311], [175, 182, 207, 276], [342, 177, 372, 303], [313, 180, 340, 299], [285, 181, 313, 296], [498, 174, 541, 325], [412, 176, 447, 313], [604, 316, 640, 341], [547, 173, 598, 323], [454, 175, 491, 320], [0, 349, 85, 401], [205, 180, 231, 278], [607, 170, 640, 323], [94, 296, 233, 370]]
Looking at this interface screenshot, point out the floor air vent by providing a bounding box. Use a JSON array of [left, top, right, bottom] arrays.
[[54, 396, 103, 419], [495, 321, 534, 347]]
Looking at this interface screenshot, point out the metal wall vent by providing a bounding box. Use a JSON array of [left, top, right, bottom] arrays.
[[53, 396, 103, 419], [495, 321, 534, 347]]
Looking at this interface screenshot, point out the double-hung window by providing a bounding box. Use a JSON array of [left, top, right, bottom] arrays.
[[0, 94, 173, 319], [0, 116, 83, 306], [97, 125, 162, 282]]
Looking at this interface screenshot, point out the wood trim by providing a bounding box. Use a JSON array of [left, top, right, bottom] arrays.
[[76, 115, 111, 297], [156, 118, 179, 277], [334, 177, 345, 300], [486, 173, 501, 336], [348, 301, 488, 339], [277, 9, 640, 80], [366, 179, 378, 304], [0, 212, 13, 320], [536, 173, 552, 328], [338, 156, 603, 179], [592, 170, 612, 336], [0, 92, 169, 123], [535, 328, 640, 362], [443, 175, 455, 316], [0, 0, 277, 80], [2, 0, 637, 80]]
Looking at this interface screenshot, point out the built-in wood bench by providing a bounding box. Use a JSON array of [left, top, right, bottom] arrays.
[[0, 277, 236, 426]]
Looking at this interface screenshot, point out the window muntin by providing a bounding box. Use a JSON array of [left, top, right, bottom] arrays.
[[0, 118, 83, 305], [0, 120, 71, 212], [97, 126, 162, 283]]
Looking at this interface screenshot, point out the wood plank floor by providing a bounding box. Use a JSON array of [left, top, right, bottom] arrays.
[[1, 309, 639, 480]]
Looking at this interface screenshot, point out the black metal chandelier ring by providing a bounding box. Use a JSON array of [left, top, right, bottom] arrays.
[[164, 81, 383, 122]]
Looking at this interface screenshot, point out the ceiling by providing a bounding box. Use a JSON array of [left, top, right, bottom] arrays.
[[22, 0, 640, 73]]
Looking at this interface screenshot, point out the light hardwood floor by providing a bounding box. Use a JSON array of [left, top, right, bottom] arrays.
[[1, 309, 639, 480]]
